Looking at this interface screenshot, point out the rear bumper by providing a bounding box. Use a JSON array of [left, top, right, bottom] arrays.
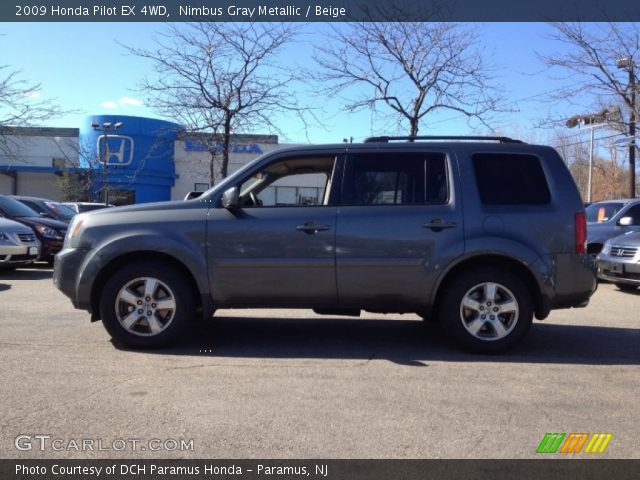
[[531, 253, 597, 313]]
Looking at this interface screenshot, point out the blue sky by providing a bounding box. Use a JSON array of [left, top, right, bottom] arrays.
[[0, 22, 621, 145]]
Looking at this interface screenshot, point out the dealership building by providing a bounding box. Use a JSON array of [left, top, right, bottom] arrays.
[[0, 115, 315, 205]]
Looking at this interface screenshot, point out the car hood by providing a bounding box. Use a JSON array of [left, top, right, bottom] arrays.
[[0, 217, 35, 234], [606, 230, 640, 246], [14, 216, 68, 231], [84, 200, 197, 216]]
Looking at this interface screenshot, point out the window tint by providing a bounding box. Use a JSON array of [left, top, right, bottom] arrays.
[[472, 153, 550, 205], [586, 202, 624, 223], [343, 153, 448, 206], [623, 205, 640, 225]]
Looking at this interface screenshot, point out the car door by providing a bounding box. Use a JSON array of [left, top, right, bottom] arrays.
[[206, 154, 341, 308], [335, 150, 464, 309]]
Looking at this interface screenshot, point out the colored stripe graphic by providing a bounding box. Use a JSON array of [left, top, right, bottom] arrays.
[[559, 433, 589, 453], [536, 433, 565, 454], [584, 434, 613, 453]]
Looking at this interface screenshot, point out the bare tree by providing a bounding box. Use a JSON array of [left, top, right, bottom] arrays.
[[540, 22, 640, 197], [0, 65, 66, 154], [124, 23, 306, 186], [314, 22, 503, 137]]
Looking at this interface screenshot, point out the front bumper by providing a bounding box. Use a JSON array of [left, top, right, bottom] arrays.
[[53, 247, 92, 309], [597, 254, 640, 286], [0, 243, 40, 265], [40, 238, 64, 260]]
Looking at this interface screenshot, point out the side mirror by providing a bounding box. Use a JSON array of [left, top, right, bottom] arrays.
[[618, 216, 633, 226], [221, 187, 240, 209]]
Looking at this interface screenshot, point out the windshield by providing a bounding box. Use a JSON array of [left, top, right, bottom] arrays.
[[56, 203, 77, 221], [586, 202, 624, 223], [45, 201, 76, 221], [0, 196, 39, 217]]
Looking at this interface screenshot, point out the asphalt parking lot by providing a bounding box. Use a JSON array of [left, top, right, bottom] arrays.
[[1, 265, 638, 459]]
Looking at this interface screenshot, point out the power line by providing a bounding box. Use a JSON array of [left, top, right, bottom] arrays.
[[552, 132, 625, 149]]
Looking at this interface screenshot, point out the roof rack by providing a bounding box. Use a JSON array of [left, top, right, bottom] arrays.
[[363, 135, 524, 144]]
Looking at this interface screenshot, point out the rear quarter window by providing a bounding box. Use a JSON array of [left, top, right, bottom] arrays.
[[472, 153, 551, 205]]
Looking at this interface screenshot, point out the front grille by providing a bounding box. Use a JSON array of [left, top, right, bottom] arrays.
[[609, 246, 638, 258], [17, 233, 36, 243]]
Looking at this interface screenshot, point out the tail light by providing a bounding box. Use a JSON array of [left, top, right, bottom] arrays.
[[575, 212, 586, 254]]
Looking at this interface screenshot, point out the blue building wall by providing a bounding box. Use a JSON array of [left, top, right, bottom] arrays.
[[80, 115, 183, 204]]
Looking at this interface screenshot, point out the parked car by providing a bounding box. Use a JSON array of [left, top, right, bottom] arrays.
[[62, 202, 113, 214], [586, 198, 640, 254], [54, 136, 596, 353], [0, 195, 67, 264], [0, 218, 40, 269], [596, 230, 640, 292], [12, 196, 76, 224]]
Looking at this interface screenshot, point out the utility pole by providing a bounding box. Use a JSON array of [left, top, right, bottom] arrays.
[[617, 57, 636, 198]]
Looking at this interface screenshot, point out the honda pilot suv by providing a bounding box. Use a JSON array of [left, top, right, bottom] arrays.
[[54, 136, 596, 353]]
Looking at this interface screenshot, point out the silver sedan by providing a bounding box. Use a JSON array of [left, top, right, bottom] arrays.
[[0, 218, 41, 269], [597, 230, 640, 292]]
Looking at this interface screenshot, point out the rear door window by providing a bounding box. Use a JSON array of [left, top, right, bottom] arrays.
[[342, 153, 448, 206], [472, 153, 550, 205]]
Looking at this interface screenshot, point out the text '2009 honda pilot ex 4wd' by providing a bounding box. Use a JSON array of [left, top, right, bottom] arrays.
[[54, 136, 596, 354]]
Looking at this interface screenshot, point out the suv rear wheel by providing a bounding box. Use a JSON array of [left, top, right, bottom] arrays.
[[100, 261, 194, 348], [439, 268, 533, 354]]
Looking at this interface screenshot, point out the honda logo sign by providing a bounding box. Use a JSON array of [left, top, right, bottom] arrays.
[[97, 135, 135, 166]]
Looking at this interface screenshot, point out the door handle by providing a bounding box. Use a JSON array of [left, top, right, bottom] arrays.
[[296, 222, 331, 234], [423, 219, 457, 232]]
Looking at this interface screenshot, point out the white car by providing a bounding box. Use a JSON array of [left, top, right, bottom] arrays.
[[0, 218, 41, 269]]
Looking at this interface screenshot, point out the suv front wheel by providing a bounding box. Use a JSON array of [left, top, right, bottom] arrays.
[[100, 261, 194, 348], [439, 268, 533, 354]]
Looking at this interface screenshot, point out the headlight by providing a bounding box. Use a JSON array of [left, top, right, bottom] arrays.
[[602, 241, 611, 255], [64, 215, 85, 247], [34, 225, 64, 240], [0, 232, 7, 241]]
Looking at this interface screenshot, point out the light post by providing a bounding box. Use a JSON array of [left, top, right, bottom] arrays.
[[91, 120, 123, 204], [566, 107, 619, 203], [616, 56, 637, 198]]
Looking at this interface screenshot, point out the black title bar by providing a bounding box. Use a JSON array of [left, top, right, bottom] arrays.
[[3, 0, 640, 22], [3, 459, 640, 480]]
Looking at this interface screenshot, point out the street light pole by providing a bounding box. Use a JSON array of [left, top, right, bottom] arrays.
[[566, 108, 617, 203], [103, 128, 109, 205], [588, 126, 594, 203], [91, 120, 123, 204], [630, 62, 636, 198]]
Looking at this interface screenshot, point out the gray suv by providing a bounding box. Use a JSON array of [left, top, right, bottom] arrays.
[[54, 136, 596, 353]]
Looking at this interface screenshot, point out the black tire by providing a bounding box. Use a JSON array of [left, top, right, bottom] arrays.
[[417, 310, 437, 322], [100, 261, 195, 348], [615, 283, 638, 292], [438, 267, 533, 354]]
